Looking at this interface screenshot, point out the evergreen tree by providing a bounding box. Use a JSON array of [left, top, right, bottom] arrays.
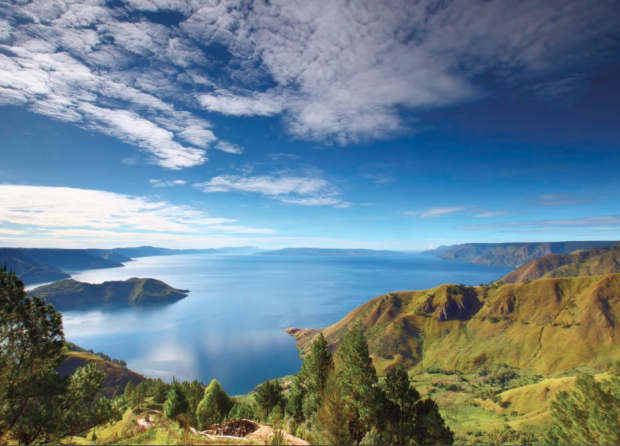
[[384, 364, 420, 445], [153, 379, 170, 404], [0, 266, 122, 444], [545, 373, 620, 445], [286, 332, 333, 422], [184, 379, 206, 427], [334, 328, 381, 445], [229, 398, 258, 420], [196, 380, 233, 430], [412, 399, 454, 446], [255, 379, 283, 419], [164, 377, 189, 420], [316, 371, 353, 445], [124, 381, 135, 399]]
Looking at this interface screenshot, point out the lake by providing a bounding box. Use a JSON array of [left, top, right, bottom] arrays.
[[53, 254, 511, 395]]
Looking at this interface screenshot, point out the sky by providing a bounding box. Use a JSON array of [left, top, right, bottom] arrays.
[[1, 0, 620, 250]]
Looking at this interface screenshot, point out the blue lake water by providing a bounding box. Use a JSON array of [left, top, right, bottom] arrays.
[[51, 254, 511, 395]]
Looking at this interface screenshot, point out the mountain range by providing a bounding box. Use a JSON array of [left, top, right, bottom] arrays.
[[257, 248, 407, 256], [421, 241, 618, 267]]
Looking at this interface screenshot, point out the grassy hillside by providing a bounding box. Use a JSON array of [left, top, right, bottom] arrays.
[[20, 248, 124, 270], [0, 248, 70, 284], [501, 242, 620, 283], [30, 277, 189, 308], [59, 352, 146, 399], [86, 249, 133, 263], [292, 274, 620, 376], [429, 241, 617, 267]]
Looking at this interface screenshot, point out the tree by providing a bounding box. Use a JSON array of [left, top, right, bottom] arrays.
[[164, 377, 189, 420], [255, 379, 283, 419], [334, 328, 382, 444], [124, 381, 135, 399], [286, 332, 333, 422], [196, 380, 233, 430], [384, 364, 420, 445], [316, 371, 353, 445], [182, 379, 206, 427], [412, 399, 454, 445], [229, 398, 258, 420], [0, 266, 122, 444], [545, 373, 620, 445]]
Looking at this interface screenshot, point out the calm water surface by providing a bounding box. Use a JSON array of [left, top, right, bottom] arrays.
[[52, 254, 510, 395]]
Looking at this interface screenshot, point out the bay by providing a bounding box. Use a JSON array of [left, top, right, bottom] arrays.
[[53, 254, 511, 395]]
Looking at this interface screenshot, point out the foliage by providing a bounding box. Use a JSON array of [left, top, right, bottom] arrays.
[[316, 372, 354, 445], [334, 328, 382, 444], [545, 373, 620, 445], [255, 379, 284, 418], [124, 381, 135, 399], [0, 265, 123, 444], [384, 364, 420, 445], [196, 380, 233, 430], [163, 377, 189, 420], [183, 380, 206, 427], [229, 398, 258, 421]]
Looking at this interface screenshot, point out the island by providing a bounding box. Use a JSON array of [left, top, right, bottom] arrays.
[[29, 277, 189, 308]]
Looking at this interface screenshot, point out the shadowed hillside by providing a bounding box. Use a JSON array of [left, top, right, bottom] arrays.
[[20, 248, 124, 270], [501, 242, 620, 283], [59, 351, 146, 399], [0, 248, 70, 284], [30, 277, 189, 308], [423, 241, 617, 267], [291, 274, 620, 375]]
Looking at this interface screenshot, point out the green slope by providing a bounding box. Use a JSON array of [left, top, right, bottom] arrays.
[[30, 277, 189, 308], [0, 248, 70, 284], [501, 242, 620, 283], [291, 274, 620, 376]]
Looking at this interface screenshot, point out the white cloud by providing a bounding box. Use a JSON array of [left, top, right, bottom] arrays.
[[529, 193, 594, 206], [194, 172, 348, 208], [0, 185, 273, 236], [149, 179, 186, 188], [1, 0, 616, 152], [462, 215, 620, 231], [215, 141, 244, 154], [403, 207, 467, 218], [474, 212, 511, 218]]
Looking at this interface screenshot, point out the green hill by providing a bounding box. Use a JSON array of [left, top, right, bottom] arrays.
[[0, 248, 70, 284], [501, 242, 620, 283], [425, 241, 617, 267], [59, 351, 147, 399], [290, 274, 620, 376], [86, 249, 133, 263], [30, 277, 189, 308]]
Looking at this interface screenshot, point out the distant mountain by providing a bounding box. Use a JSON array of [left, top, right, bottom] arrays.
[[424, 241, 617, 267], [290, 274, 620, 375], [257, 248, 407, 256], [20, 248, 124, 270], [501, 242, 620, 283], [86, 249, 133, 263], [420, 245, 457, 256], [0, 248, 70, 285], [111, 245, 263, 258], [29, 277, 189, 308]]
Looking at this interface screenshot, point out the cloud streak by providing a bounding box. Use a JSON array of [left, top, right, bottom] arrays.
[[1, 0, 618, 154]]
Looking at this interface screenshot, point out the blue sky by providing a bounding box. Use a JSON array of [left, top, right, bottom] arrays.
[[0, 0, 619, 250]]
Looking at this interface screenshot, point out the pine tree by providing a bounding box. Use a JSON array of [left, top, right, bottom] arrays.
[[334, 328, 382, 445], [412, 399, 454, 446], [316, 371, 354, 445], [164, 377, 189, 420], [545, 373, 620, 445], [384, 364, 420, 445], [196, 379, 233, 430], [286, 332, 333, 422], [124, 381, 135, 399], [255, 379, 283, 419]]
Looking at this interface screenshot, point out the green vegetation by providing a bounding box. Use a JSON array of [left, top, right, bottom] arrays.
[[0, 266, 125, 444], [29, 277, 189, 308], [196, 380, 234, 430], [293, 275, 620, 375], [502, 242, 620, 283]]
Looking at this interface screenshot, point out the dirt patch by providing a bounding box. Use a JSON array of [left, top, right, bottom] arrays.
[[245, 425, 309, 445]]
